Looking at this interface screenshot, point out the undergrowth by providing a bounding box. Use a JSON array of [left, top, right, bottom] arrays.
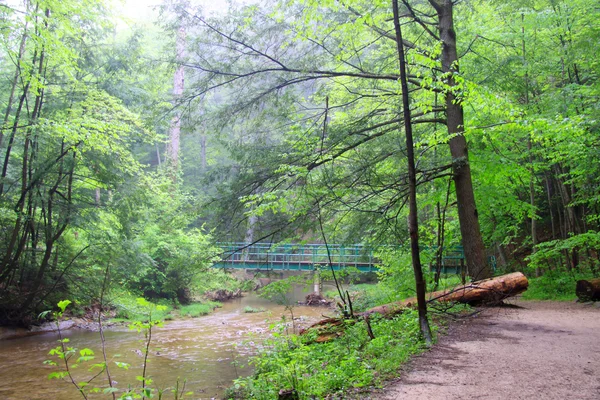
[[106, 270, 249, 322], [192, 269, 255, 295], [109, 291, 173, 321], [226, 309, 437, 399], [521, 270, 597, 301], [329, 274, 466, 312]]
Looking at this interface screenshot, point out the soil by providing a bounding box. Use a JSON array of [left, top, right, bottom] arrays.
[[374, 299, 600, 400]]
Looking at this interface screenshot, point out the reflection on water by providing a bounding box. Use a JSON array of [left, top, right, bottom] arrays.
[[0, 286, 334, 400]]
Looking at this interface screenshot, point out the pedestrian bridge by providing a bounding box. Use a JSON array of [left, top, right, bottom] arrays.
[[213, 242, 467, 274]]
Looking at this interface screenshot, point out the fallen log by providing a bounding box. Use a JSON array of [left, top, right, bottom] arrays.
[[576, 278, 600, 302], [302, 272, 528, 342], [368, 271, 529, 315]]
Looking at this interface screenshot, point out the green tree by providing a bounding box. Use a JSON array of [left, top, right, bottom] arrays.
[[177, 0, 491, 281], [456, 0, 600, 272], [0, 0, 159, 322], [115, 172, 220, 303]]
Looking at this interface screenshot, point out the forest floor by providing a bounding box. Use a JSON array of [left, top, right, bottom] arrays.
[[373, 299, 600, 400]]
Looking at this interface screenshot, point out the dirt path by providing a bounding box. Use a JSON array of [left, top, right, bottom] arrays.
[[376, 300, 600, 400]]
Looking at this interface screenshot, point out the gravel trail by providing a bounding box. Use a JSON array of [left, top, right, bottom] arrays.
[[375, 300, 600, 400]]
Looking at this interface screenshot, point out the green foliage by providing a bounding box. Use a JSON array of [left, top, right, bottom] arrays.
[[178, 302, 221, 318], [4, 0, 600, 394], [111, 172, 220, 303], [459, 0, 600, 261], [191, 269, 255, 295], [228, 310, 431, 399], [374, 247, 464, 301], [258, 277, 304, 307], [336, 284, 399, 313], [527, 232, 600, 273], [259, 276, 312, 333], [522, 271, 597, 301], [107, 290, 221, 321], [109, 290, 172, 322], [375, 248, 420, 300], [43, 301, 101, 398], [44, 299, 194, 399], [127, 297, 167, 332]]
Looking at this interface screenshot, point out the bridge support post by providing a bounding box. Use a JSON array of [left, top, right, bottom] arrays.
[[313, 270, 321, 296]]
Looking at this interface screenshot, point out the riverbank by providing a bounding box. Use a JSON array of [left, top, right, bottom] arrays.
[[0, 274, 335, 343], [0, 290, 329, 400], [0, 299, 227, 341], [0, 269, 260, 340]]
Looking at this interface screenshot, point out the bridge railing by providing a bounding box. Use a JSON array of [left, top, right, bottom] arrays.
[[216, 242, 377, 271], [213, 242, 492, 274]]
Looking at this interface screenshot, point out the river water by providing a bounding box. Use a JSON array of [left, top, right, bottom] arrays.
[[0, 288, 331, 400]]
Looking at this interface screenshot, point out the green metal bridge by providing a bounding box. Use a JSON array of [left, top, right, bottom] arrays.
[[213, 243, 472, 274]]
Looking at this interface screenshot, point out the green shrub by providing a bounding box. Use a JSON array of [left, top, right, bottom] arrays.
[[192, 269, 255, 295], [527, 231, 600, 274], [338, 276, 464, 313], [229, 309, 433, 399], [108, 290, 172, 322], [522, 270, 597, 301]]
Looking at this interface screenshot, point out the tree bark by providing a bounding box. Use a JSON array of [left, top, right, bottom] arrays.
[[433, 0, 490, 280], [367, 272, 529, 315], [0, 18, 29, 149], [392, 0, 432, 346], [167, 25, 186, 176], [200, 134, 207, 170], [545, 173, 557, 240]]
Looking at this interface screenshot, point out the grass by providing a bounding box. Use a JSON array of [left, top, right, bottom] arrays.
[[178, 301, 221, 317]]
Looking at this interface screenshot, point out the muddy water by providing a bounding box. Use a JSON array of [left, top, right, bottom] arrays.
[[0, 287, 332, 400]]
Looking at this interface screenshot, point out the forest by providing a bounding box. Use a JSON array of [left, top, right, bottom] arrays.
[[1, 0, 599, 321], [0, 0, 598, 395]]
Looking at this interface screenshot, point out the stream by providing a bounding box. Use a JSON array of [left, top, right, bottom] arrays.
[[0, 287, 332, 400]]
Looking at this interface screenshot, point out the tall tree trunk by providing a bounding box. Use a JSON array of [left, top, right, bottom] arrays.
[[0, 8, 48, 282], [21, 150, 75, 313], [545, 173, 557, 240], [393, 0, 432, 346], [0, 18, 29, 149], [167, 25, 186, 177], [434, 178, 451, 288], [522, 14, 538, 270], [0, 63, 34, 197], [243, 214, 258, 262], [200, 134, 207, 170], [496, 243, 508, 268], [431, 0, 490, 280]]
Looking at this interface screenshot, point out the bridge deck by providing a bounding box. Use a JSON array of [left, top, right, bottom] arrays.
[[212, 243, 481, 274]]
